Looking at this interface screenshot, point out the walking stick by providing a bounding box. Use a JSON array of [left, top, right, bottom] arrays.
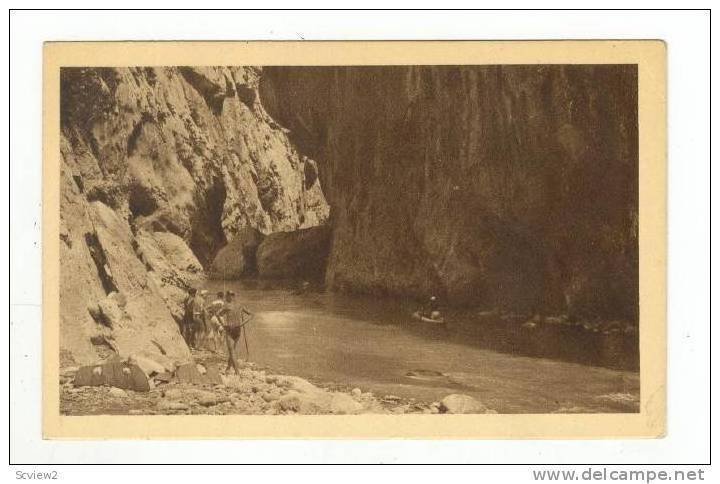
[[231, 314, 252, 360], [242, 324, 250, 359]]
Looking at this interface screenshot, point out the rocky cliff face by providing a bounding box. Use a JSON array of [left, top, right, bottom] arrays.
[[261, 66, 638, 320], [60, 66, 329, 364], [59, 64, 638, 367]]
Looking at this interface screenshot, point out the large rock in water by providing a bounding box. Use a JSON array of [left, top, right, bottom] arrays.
[[261, 66, 639, 319], [209, 228, 265, 279], [256, 226, 331, 280]]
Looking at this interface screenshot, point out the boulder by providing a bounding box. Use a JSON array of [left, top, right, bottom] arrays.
[[256, 225, 331, 280], [267, 376, 331, 413], [328, 393, 364, 415], [439, 394, 486, 414], [175, 362, 206, 384], [172, 362, 223, 385], [277, 393, 302, 412], [128, 354, 168, 376], [60, 366, 79, 378], [274, 375, 321, 394], [73, 361, 150, 392], [263, 375, 366, 414], [290, 392, 330, 414], [209, 228, 265, 279]]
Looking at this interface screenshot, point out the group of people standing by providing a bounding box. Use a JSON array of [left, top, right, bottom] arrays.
[[182, 288, 252, 375]]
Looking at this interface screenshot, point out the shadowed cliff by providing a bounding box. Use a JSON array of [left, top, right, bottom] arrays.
[[260, 65, 638, 320]]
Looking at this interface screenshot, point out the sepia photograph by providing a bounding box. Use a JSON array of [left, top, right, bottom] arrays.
[[10, 4, 714, 471], [41, 41, 667, 439]]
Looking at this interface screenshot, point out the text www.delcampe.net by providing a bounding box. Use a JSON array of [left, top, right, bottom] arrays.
[[532, 467, 707, 483]]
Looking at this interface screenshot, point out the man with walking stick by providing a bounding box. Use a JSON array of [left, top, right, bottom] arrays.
[[220, 291, 252, 375]]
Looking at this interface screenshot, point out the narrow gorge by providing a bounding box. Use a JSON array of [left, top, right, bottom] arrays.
[[59, 65, 638, 371]]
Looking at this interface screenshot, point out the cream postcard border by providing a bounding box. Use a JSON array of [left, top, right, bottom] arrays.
[[42, 41, 666, 439]]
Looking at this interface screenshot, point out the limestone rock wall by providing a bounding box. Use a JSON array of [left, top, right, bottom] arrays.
[[61, 66, 329, 260], [59, 162, 191, 367], [261, 65, 638, 320], [59, 66, 330, 364]]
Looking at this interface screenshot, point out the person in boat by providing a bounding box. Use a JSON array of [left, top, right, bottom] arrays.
[[422, 295, 442, 321], [292, 280, 311, 295], [220, 290, 253, 375]]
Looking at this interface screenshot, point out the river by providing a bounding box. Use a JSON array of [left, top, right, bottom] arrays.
[[205, 281, 640, 414]]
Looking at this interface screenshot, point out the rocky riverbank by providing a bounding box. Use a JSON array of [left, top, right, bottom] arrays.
[[60, 349, 496, 416]]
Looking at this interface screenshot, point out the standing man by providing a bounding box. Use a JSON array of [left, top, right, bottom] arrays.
[[182, 287, 203, 349], [181, 288, 194, 343], [221, 291, 252, 375], [189, 288, 206, 349]]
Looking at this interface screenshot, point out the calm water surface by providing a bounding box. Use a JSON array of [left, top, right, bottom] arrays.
[[207, 282, 639, 413]]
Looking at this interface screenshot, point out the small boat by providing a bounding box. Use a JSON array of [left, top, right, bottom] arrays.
[[412, 311, 446, 325]]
